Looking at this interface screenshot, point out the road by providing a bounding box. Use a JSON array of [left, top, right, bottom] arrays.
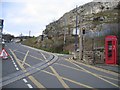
[[1, 42, 120, 89]]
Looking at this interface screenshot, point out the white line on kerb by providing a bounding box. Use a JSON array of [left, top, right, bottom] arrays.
[[23, 79, 28, 83], [27, 84, 33, 88]]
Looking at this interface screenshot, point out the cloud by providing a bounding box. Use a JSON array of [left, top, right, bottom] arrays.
[[2, 0, 93, 36]]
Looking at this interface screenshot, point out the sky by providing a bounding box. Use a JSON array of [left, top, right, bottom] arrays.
[[1, 0, 93, 37]]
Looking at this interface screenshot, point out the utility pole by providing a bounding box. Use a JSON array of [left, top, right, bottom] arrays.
[[0, 19, 4, 90], [79, 9, 85, 60], [79, 16, 83, 60], [64, 17, 67, 45], [74, 6, 78, 59]]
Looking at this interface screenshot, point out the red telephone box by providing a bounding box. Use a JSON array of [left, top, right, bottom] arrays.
[[105, 35, 118, 64]]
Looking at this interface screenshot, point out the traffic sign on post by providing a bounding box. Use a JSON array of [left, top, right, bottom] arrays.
[[0, 48, 9, 59]]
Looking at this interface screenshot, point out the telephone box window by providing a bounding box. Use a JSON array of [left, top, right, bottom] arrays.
[[108, 41, 112, 58]]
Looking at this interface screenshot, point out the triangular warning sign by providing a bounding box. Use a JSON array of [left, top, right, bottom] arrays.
[[0, 48, 9, 59]]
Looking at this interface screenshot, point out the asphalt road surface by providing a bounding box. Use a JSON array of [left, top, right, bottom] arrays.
[[1, 42, 120, 89]]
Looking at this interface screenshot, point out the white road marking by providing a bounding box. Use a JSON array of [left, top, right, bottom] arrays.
[[10, 55, 14, 60], [23, 79, 28, 83], [14, 64, 17, 67], [9, 54, 19, 71], [40, 52, 47, 60], [27, 84, 33, 88], [16, 67, 19, 70]]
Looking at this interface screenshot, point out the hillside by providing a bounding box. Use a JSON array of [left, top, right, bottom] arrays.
[[22, 1, 120, 58]]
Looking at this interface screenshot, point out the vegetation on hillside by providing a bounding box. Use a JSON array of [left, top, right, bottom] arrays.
[[22, 5, 120, 57]]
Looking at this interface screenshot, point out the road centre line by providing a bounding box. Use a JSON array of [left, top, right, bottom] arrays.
[[9, 55, 14, 60], [10, 54, 20, 71], [66, 59, 119, 88], [13, 62, 16, 65], [23, 79, 28, 83], [23, 79, 33, 88], [12, 60, 15, 63], [9, 49, 46, 89], [27, 84, 33, 88], [22, 50, 29, 65], [20, 60, 96, 89], [15, 50, 43, 61], [14, 64, 17, 68], [16, 67, 19, 70]]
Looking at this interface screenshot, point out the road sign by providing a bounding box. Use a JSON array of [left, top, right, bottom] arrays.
[[0, 48, 9, 59]]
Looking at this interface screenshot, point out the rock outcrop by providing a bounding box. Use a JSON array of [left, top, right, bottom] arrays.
[[43, 1, 119, 38]]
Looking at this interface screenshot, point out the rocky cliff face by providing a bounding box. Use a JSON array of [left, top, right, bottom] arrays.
[[43, 1, 119, 38]]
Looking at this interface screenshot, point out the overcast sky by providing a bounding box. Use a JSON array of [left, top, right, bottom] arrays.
[[1, 0, 93, 37]]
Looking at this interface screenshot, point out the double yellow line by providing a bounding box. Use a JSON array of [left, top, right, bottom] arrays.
[[65, 59, 119, 88], [18, 57, 97, 89], [9, 49, 45, 89], [10, 49, 96, 89]]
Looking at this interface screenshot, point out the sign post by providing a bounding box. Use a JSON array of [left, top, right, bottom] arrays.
[[0, 19, 4, 89], [0, 19, 4, 43]]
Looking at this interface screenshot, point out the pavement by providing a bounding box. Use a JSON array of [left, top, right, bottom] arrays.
[[95, 64, 120, 73], [0, 42, 120, 89], [68, 56, 120, 74]]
